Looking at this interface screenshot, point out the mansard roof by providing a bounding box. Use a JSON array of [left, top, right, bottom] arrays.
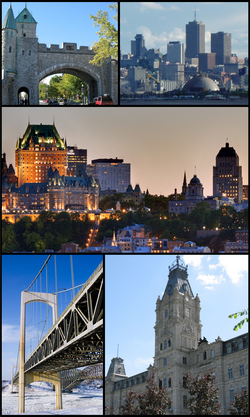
[[164, 255, 194, 298], [18, 124, 65, 150], [13, 183, 47, 193], [15, 7, 37, 23], [2, 5, 17, 30]]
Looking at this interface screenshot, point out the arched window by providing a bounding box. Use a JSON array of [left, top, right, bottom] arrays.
[[204, 351, 207, 360], [165, 309, 168, 318], [168, 378, 171, 388], [164, 340, 167, 349]]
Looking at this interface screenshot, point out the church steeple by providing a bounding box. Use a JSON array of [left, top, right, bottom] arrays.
[[182, 171, 187, 196]]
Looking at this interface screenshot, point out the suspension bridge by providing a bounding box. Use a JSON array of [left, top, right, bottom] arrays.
[[11, 255, 103, 413]]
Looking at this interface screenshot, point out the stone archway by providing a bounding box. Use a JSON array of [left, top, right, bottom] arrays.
[[38, 63, 101, 103], [18, 86, 30, 105]]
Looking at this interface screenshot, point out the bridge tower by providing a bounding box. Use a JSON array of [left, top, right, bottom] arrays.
[[18, 291, 62, 414]]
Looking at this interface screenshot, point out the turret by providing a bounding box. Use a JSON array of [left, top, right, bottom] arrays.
[[2, 4, 17, 73]]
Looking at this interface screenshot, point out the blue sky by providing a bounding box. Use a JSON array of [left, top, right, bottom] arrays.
[[120, 2, 248, 57], [105, 254, 248, 378], [2, 254, 103, 380], [2, 2, 117, 48]]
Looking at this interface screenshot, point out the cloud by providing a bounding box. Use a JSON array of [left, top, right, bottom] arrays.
[[169, 27, 185, 41], [120, 18, 127, 24], [205, 31, 211, 43], [196, 274, 225, 286], [136, 26, 168, 49], [205, 286, 215, 290], [209, 264, 217, 270], [140, 2, 165, 11], [183, 255, 203, 268], [2, 324, 20, 342], [218, 255, 248, 284]]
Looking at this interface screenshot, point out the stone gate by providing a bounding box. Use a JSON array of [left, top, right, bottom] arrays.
[[2, 5, 118, 105]]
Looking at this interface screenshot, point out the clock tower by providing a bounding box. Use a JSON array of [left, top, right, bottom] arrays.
[[154, 256, 202, 414]]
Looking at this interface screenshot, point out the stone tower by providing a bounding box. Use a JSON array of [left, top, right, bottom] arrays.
[[2, 4, 38, 104], [154, 256, 202, 414]]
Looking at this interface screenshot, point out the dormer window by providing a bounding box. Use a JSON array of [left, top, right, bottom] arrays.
[[23, 33, 26, 37], [24, 14, 27, 20]]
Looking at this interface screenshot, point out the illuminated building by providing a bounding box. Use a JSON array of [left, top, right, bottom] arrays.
[[213, 142, 243, 203], [67, 146, 87, 176], [86, 158, 130, 193], [15, 123, 67, 187]]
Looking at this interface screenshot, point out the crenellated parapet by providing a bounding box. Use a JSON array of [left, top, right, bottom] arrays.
[[38, 42, 95, 54]]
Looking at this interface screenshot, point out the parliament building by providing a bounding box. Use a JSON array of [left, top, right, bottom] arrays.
[[105, 256, 248, 414]]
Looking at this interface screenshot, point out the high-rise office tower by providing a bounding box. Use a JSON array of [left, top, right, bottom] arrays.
[[186, 19, 205, 60], [211, 32, 231, 65], [167, 41, 183, 64], [213, 142, 243, 203], [131, 34, 145, 58]]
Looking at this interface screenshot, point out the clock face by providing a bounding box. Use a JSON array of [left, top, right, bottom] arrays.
[[185, 295, 189, 302]]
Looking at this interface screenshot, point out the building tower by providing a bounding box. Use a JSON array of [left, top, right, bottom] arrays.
[[213, 142, 243, 203], [15, 123, 67, 187], [2, 4, 18, 101], [186, 16, 205, 60], [154, 256, 202, 414], [182, 171, 188, 196], [211, 32, 231, 65]]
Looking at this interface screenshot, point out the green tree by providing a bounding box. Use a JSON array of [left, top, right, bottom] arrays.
[[183, 371, 221, 415], [2, 222, 19, 252], [39, 82, 48, 100], [89, 3, 118, 65], [228, 387, 249, 415], [228, 309, 248, 331], [120, 369, 172, 415], [47, 75, 62, 98]]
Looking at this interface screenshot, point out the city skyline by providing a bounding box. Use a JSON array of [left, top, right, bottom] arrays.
[[120, 2, 248, 57], [2, 107, 248, 198]]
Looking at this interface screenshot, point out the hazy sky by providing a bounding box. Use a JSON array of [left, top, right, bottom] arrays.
[[106, 254, 248, 377], [120, 2, 248, 56], [2, 107, 248, 197], [2, 254, 103, 380]]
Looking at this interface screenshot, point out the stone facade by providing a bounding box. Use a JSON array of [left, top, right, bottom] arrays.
[[105, 256, 248, 415], [2, 5, 118, 105]]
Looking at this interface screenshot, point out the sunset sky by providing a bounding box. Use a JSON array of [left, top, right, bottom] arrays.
[[2, 106, 248, 197]]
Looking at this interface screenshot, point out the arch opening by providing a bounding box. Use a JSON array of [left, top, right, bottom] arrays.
[[39, 65, 100, 104], [18, 87, 30, 105]]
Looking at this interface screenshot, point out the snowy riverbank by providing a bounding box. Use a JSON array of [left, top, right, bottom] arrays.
[[2, 380, 103, 415]]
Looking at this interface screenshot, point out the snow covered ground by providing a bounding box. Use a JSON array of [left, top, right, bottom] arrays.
[[2, 380, 103, 415]]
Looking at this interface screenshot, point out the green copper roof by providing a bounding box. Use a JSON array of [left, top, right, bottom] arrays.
[[2, 5, 17, 31], [15, 7, 37, 23], [18, 124, 65, 150]]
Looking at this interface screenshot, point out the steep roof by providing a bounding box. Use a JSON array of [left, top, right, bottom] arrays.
[[217, 142, 237, 158], [18, 124, 65, 150], [164, 255, 194, 298], [2, 5, 17, 30], [15, 7, 37, 23]]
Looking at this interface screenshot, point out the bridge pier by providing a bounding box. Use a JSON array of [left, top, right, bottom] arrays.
[[18, 290, 61, 413]]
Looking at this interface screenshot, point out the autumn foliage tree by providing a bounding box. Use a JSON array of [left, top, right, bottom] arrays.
[[119, 369, 172, 415], [183, 371, 221, 415], [228, 387, 249, 415]]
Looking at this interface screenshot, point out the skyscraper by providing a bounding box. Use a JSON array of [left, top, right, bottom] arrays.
[[213, 142, 243, 203], [131, 34, 146, 58], [167, 41, 183, 64], [211, 32, 231, 65], [186, 19, 205, 60]]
